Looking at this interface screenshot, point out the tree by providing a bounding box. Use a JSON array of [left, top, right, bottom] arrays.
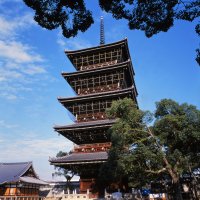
[[53, 151, 75, 183], [23, 0, 200, 65], [101, 98, 200, 199], [23, 0, 94, 38]]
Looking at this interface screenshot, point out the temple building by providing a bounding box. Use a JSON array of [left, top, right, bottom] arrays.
[[0, 162, 46, 197], [50, 18, 138, 198]]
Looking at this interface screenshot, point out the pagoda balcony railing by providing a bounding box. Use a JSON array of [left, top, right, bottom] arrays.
[[79, 60, 118, 71], [77, 83, 123, 95], [58, 194, 89, 200], [73, 143, 111, 153], [72, 48, 123, 70], [0, 196, 44, 200], [69, 71, 125, 94], [76, 112, 107, 122]]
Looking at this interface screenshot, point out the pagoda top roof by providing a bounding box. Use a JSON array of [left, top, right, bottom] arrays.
[[50, 151, 108, 165], [65, 38, 131, 60], [0, 162, 46, 185], [62, 60, 134, 78], [54, 119, 115, 131], [58, 86, 136, 104]]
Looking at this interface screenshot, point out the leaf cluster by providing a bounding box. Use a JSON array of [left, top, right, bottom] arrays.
[[54, 151, 75, 181], [154, 99, 200, 171], [23, 0, 93, 38], [101, 98, 200, 189], [23, 0, 200, 65]]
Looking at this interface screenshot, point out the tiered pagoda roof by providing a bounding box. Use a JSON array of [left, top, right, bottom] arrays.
[[65, 39, 131, 70], [62, 60, 137, 96], [50, 152, 108, 165], [50, 38, 138, 159], [58, 86, 136, 106], [50, 37, 138, 195], [54, 119, 115, 144]]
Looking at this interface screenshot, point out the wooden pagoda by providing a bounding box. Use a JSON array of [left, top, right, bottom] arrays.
[[50, 38, 138, 198]]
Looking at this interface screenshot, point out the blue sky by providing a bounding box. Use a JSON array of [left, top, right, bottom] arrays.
[[0, 0, 199, 181]]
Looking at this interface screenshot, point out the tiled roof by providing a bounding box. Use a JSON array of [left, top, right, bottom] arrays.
[[0, 162, 32, 184], [50, 151, 108, 164], [58, 87, 135, 103], [62, 60, 131, 78], [54, 119, 114, 145], [20, 176, 46, 185], [54, 119, 115, 130], [0, 162, 46, 185], [65, 38, 129, 57]]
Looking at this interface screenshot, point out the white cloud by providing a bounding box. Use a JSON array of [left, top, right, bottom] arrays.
[[0, 134, 73, 180], [3, 93, 18, 100], [0, 131, 73, 160], [0, 40, 43, 63], [0, 120, 18, 129], [0, 13, 35, 39], [57, 33, 92, 50], [23, 65, 46, 75], [0, 12, 49, 100]]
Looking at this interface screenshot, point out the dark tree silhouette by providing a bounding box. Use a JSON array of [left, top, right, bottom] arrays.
[[23, 0, 200, 65], [23, 0, 93, 38], [100, 98, 200, 199]]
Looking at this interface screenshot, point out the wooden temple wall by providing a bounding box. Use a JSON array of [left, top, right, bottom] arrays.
[[66, 100, 115, 122], [0, 186, 39, 196], [71, 71, 124, 89], [70, 70, 125, 95], [73, 143, 111, 153], [72, 48, 123, 70], [78, 83, 122, 95]]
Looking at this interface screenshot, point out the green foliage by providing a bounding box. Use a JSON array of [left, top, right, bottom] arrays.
[[154, 99, 200, 170], [53, 151, 75, 181], [23, 0, 200, 65], [99, 0, 177, 37], [102, 98, 200, 198], [23, 0, 93, 38]]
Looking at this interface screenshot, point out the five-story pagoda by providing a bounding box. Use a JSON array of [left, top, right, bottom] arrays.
[[50, 18, 138, 198]]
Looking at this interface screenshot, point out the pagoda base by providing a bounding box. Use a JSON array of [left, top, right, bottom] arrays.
[[80, 178, 99, 198]]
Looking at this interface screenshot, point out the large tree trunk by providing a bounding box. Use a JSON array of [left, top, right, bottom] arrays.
[[173, 181, 183, 200], [191, 180, 199, 200]]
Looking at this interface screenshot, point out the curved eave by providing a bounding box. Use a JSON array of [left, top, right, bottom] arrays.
[[58, 87, 136, 105], [54, 119, 115, 131], [18, 162, 33, 178], [19, 177, 47, 185], [65, 38, 131, 65], [62, 60, 138, 97], [62, 60, 134, 78], [54, 120, 114, 144], [49, 152, 108, 165], [50, 160, 106, 166]]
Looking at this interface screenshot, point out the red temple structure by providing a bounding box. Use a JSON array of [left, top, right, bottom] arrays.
[[50, 20, 138, 198]]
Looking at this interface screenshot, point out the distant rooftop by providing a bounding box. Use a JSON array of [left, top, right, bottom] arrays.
[[0, 162, 46, 185]]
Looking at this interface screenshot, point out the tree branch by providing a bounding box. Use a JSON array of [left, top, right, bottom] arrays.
[[146, 126, 179, 182], [145, 168, 167, 174]]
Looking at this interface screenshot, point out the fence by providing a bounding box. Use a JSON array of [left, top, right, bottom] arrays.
[[0, 196, 44, 200]]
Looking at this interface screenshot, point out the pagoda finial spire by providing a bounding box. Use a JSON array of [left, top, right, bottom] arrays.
[[100, 16, 105, 45]]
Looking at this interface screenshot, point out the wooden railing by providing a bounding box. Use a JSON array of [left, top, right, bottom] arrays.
[[0, 196, 45, 200], [60, 194, 89, 200], [73, 142, 111, 153], [79, 60, 118, 71], [77, 112, 107, 122], [78, 84, 122, 95]]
